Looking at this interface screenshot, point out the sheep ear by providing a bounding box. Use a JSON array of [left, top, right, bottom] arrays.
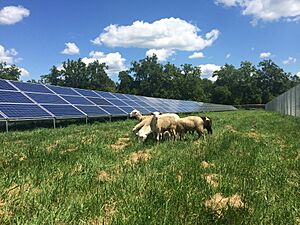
[[159, 112, 162, 115]]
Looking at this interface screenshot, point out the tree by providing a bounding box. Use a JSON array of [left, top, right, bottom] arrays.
[[256, 60, 290, 103], [130, 55, 164, 97], [0, 61, 21, 80], [41, 59, 116, 92], [41, 65, 62, 85], [117, 71, 135, 94]]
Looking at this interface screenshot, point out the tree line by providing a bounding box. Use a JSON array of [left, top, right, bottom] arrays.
[[0, 56, 299, 105]]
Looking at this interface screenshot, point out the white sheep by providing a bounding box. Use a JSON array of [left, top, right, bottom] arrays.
[[150, 112, 179, 142], [175, 116, 206, 140], [129, 109, 151, 122]]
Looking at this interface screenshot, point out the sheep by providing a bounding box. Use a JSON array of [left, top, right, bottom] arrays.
[[130, 109, 151, 122], [150, 112, 179, 142], [201, 116, 213, 134], [175, 116, 206, 140]]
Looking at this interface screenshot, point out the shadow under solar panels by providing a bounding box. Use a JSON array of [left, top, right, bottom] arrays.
[[0, 104, 51, 118]]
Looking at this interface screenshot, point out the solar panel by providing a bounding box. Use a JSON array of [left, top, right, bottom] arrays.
[[95, 91, 116, 99], [0, 104, 51, 118], [100, 106, 126, 115], [42, 105, 84, 117], [74, 88, 99, 97], [0, 91, 33, 103], [87, 97, 113, 106], [107, 99, 129, 107], [76, 105, 109, 116], [26, 93, 68, 104], [118, 106, 135, 113], [46, 85, 80, 96], [62, 95, 92, 105], [0, 80, 17, 91], [0, 79, 237, 126], [10, 81, 52, 93]]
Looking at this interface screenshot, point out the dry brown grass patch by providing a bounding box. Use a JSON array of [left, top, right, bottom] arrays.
[[5, 183, 41, 199], [60, 145, 78, 155], [225, 125, 237, 133], [201, 161, 216, 169], [97, 170, 111, 182], [110, 137, 131, 151], [125, 150, 151, 165], [89, 200, 117, 225], [204, 174, 221, 187], [204, 193, 244, 217]]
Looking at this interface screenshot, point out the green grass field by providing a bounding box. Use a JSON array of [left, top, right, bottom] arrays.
[[0, 110, 299, 224]]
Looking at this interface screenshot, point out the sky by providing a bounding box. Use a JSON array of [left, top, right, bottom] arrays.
[[1, 0, 300, 82]]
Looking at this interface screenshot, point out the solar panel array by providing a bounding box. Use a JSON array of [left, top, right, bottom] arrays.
[[0, 79, 236, 121]]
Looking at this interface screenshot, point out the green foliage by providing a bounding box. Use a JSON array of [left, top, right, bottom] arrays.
[[0, 61, 21, 80], [41, 59, 116, 92], [0, 110, 299, 224], [39, 56, 299, 105]]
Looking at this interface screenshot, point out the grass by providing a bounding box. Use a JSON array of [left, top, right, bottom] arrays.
[[0, 110, 299, 224]]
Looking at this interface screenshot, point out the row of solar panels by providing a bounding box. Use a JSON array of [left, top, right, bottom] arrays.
[[0, 79, 236, 121]]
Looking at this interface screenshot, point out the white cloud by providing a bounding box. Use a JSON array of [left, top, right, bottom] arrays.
[[282, 56, 297, 65], [145, 49, 175, 62], [259, 52, 272, 58], [0, 5, 30, 25], [215, 0, 300, 25], [0, 45, 20, 64], [82, 51, 126, 75], [189, 52, 205, 59], [92, 17, 220, 52], [215, 0, 238, 7], [19, 68, 30, 78], [198, 63, 221, 81], [61, 42, 80, 55], [225, 53, 231, 59]]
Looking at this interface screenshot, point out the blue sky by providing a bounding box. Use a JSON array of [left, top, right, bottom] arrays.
[[1, 0, 300, 82]]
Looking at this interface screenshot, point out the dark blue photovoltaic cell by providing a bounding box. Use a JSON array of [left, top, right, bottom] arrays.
[[0, 91, 33, 103], [46, 85, 80, 96], [10, 81, 52, 93], [135, 101, 151, 108], [74, 88, 99, 97], [118, 106, 135, 113], [145, 107, 158, 112], [42, 105, 84, 117], [124, 94, 141, 101], [26, 93, 68, 104], [95, 91, 116, 99], [0, 104, 51, 118], [107, 99, 129, 107], [111, 93, 130, 100], [87, 97, 112, 106], [0, 80, 17, 91], [62, 95, 92, 105], [122, 100, 142, 107], [100, 106, 126, 115], [76, 105, 109, 116], [134, 107, 150, 114], [0, 113, 4, 118]]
